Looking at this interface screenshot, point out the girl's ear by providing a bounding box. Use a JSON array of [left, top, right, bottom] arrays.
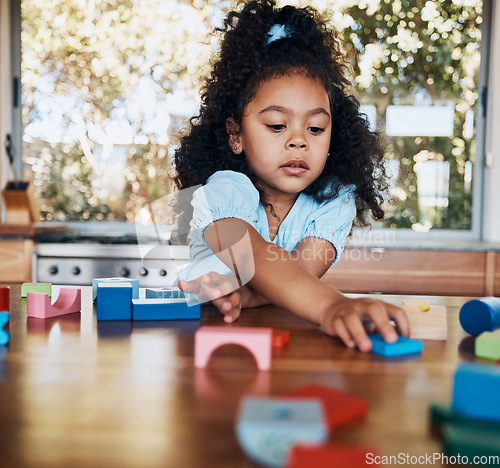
[[226, 118, 242, 154]]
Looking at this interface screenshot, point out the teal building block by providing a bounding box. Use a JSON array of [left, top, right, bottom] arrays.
[[368, 334, 423, 357], [21, 283, 51, 297], [452, 362, 500, 423], [96, 283, 133, 321], [92, 277, 139, 301], [132, 299, 201, 321], [442, 423, 500, 460], [475, 332, 500, 361], [236, 396, 328, 467], [145, 287, 186, 299], [0, 312, 9, 345], [430, 403, 500, 432]]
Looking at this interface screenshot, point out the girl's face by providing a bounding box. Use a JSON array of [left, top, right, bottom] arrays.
[[229, 72, 331, 199]]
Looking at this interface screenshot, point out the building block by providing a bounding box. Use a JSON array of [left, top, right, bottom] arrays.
[[195, 326, 273, 370], [96, 283, 133, 321], [26, 289, 81, 319], [287, 444, 380, 468], [280, 384, 368, 430], [236, 396, 328, 468], [132, 298, 201, 321], [21, 282, 51, 297], [459, 297, 500, 336], [272, 329, 290, 348], [0, 312, 10, 345], [368, 334, 423, 357], [0, 286, 10, 312], [145, 287, 186, 299], [430, 403, 500, 433], [403, 299, 430, 311], [475, 332, 500, 361], [403, 304, 447, 340], [92, 277, 139, 301], [442, 423, 500, 460], [452, 362, 500, 423]]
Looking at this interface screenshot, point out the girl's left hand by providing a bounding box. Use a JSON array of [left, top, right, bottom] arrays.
[[178, 272, 242, 323]]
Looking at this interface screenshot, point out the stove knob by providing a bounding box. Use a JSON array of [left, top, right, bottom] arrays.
[[119, 266, 130, 277], [138, 267, 148, 276], [48, 265, 58, 275], [159, 269, 167, 277], [72, 266, 81, 275]]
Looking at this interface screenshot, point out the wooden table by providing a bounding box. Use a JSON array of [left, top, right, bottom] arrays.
[[0, 285, 476, 467]]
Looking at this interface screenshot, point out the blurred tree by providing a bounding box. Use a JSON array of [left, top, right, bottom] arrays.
[[22, 0, 482, 229]]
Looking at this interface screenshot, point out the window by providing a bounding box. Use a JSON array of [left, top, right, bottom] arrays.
[[17, 0, 488, 238]]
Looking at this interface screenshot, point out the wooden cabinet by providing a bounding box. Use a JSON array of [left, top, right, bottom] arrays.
[[0, 239, 33, 283], [324, 248, 499, 297]]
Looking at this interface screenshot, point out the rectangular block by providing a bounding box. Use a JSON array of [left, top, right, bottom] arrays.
[[145, 287, 186, 299], [21, 283, 51, 297], [430, 403, 500, 432], [452, 362, 500, 423], [442, 423, 500, 460], [96, 283, 133, 321], [475, 332, 500, 361], [132, 299, 201, 321], [368, 334, 423, 357], [403, 304, 447, 341], [92, 277, 139, 301]]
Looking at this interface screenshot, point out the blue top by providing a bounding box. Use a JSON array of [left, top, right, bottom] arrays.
[[177, 170, 356, 281]]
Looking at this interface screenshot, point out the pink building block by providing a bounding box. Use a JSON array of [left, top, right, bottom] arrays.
[[27, 289, 81, 319], [195, 326, 273, 371]]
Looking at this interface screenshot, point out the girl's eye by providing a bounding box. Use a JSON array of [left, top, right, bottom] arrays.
[[267, 124, 286, 132], [308, 127, 325, 135]]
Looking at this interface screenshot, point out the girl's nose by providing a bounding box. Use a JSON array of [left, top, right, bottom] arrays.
[[286, 131, 308, 150]]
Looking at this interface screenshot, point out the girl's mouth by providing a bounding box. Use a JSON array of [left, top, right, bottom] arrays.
[[280, 160, 309, 175]]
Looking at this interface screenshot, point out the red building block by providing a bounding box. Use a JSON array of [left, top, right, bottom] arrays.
[[272, 329, 290, 348], [0, 286, 10, 312], [287, 443, 380, 468], [280, 384, 368, 430]]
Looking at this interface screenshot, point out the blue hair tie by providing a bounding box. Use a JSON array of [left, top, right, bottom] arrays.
[[266, 24, 291, 44]]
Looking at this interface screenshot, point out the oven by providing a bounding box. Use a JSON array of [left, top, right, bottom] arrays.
[[33, 230, 189, 288]]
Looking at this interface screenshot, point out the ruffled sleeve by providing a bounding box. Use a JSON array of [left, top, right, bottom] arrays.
[[302, 186, 356, 266], [190, 170, 260, 232]]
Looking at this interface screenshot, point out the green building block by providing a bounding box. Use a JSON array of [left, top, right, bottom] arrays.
[[476, 332, 500, 361], [442, 423, 500, 462], [430, 403, 500, 432], [21, 283, 52, 297]]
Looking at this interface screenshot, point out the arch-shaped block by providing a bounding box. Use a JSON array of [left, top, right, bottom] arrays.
[[0, 286, 10, 312], [195, 326, 273, 371], [0, 312, 10, 345], [27, 288, 81, 319]]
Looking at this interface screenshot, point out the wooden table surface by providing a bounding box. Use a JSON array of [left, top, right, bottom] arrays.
[[0, 284, 476, 468]]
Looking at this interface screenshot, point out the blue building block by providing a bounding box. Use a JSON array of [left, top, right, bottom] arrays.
[[459, 297, 500, 336], [236, 396, 328, 467], [368, 334, 423, 357], [92, 277, 139, 301], [0, 312, 10, 345], [96, 283, 133, 321], [452, 362, 500, 423], [132, 299, 201, 321], [145, 287, 186, 299]]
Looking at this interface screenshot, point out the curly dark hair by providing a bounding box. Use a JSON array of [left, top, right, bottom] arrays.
[[173, 0, 388, 232]]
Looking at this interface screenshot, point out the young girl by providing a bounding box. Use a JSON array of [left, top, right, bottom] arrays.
[[175, 0, 409, 352]]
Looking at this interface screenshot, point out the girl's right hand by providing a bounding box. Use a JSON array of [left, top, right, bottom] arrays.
[[178, 272, 243, 323], [320, 296, 410, 353]]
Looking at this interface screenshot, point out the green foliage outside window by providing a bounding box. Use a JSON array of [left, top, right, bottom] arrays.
[[21, 0, 482, 230]]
